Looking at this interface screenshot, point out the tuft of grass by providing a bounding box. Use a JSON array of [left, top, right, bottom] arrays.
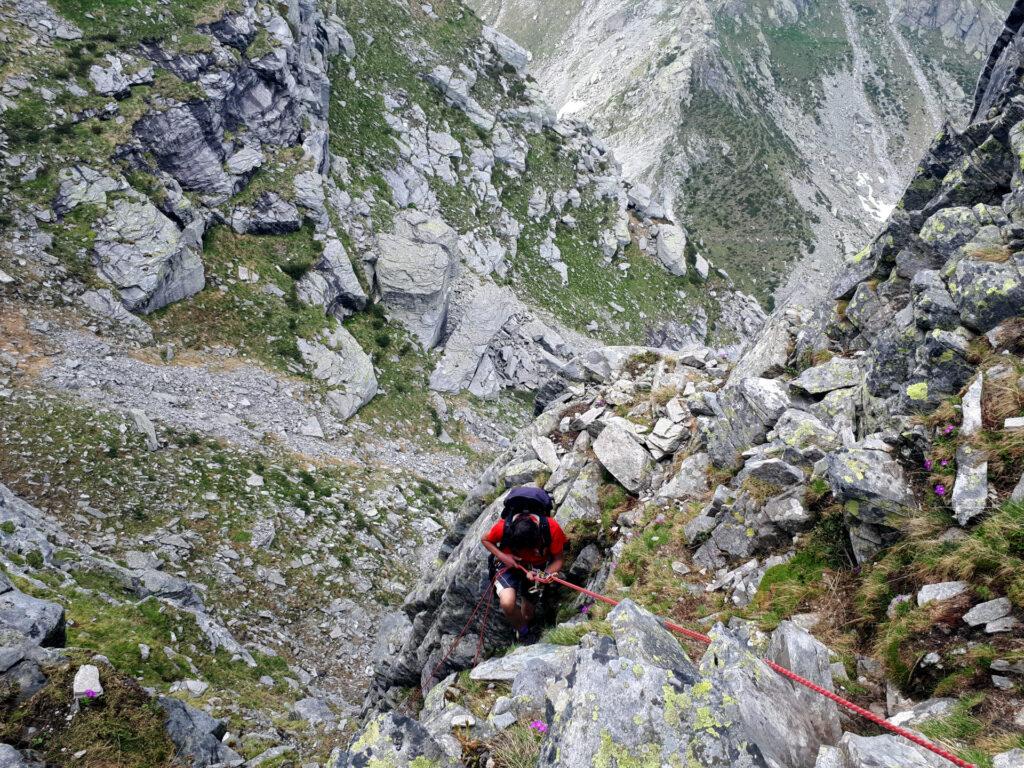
[[485, 723, 544, 768], [541, 620, 612, 646], [150, 225, 331, 375]]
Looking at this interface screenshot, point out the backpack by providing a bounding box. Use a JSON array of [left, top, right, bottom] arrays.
[[499, 486, 553, 551]]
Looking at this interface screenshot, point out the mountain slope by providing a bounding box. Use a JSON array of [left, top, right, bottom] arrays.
[[469, 0, 1010, 305]]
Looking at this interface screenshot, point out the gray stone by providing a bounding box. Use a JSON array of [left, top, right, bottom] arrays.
[[158, 696, 243, 768], [0, 745, 43, 768], [425, 65, 495, 131], [296, 239, 368, 319], [961, 375, 983, 436], [830, 732, 950, 767], [0, 575, 65, 646], [299, 327, 377, 420], [230, 193, 301, 235], [736, 458, 804, 488], [482, 26, 530, 73], [951, 444, 987, 526], [962, 597, 1012, 626], [470, 644, 575, 682], [657, 452, 710, 499], [887, 698, 956, 727], [655, 223, 687, 276], [917, 581, 969, 606], [994, 749, 1024, 768], [792, 358, 861, 394], [93, 197, 205, 314], [73, 664, 103, 698], [609, 600, 698, 680], [503, 459, 548, 486], [129, 408, 159, 451], [376, 211, 459, 349], [767, 621, 842, 742], [593, 425, 652, 493], [429, 283, 520, 395], [80, 289, 153, 340], [764, 496, 813, 533]]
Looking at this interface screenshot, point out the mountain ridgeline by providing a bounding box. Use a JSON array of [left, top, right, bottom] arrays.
[[470, 0, 1013, 306]]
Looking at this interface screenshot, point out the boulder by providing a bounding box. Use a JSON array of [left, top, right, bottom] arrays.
[[655, 223, 688, 276], [767, 621, 842, 742], [335, 711, 455, 767], [826, 447, 914, 562], [824, 732, 951, 767], [296, 239, 368, 318], [917, 581, 969, 606], [0, 745, 44, 768], [470, 644, 575, 682], [482, 26, 531, 73], [657, 452, 711, 500], [134, 103, 232, 198], [429, 283, 520, 394], [962, 597, 1012, 627], [230, 192, 301, 235], [947, 253, 1024, 333], [93, 197, 205, 314], [158, 696, 243, 768], [593, 425, 652, 493], [375, 211, 459, 349], [298, 327, 377, 420], [0, 574, 65, 647], [792, 358, 861, 394]]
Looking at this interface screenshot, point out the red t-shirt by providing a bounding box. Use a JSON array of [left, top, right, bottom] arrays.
[[484, 515, 566, 567]]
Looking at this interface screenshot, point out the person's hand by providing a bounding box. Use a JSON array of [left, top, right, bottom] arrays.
[[536, 571, 555, 584], [525, 570, 540, 582]]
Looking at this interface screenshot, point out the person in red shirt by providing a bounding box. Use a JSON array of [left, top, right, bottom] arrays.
[[481, 486, 566, 641]]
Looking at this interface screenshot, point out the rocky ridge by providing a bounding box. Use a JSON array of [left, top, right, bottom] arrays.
[[334, 1, 1024, 764], [470, 0, 1011, 306]]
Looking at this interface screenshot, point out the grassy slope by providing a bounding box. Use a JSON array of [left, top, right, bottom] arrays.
[[0, 383, 460, 760]]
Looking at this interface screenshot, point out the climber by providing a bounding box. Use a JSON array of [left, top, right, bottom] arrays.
[[481, 486, 566, 642]]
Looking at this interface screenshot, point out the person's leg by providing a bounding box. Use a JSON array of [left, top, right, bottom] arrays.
[[498, 586, 522, 624]]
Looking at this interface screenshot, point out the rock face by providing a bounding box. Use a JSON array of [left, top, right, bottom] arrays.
[[92, 197, 205, 313], [374, 211, 459, 349], [298, 327, 378, 420], [0, 573, 65, 648], [347, 600, 841, 768]]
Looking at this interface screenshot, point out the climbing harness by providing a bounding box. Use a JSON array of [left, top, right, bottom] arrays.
[[430, 562, 976, 768]]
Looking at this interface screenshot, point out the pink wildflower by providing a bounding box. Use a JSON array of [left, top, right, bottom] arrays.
[[935, 484, 946, 496], [941, 459, 949, 467], [924, 459, 933, 471], [530, 720, 548, 733], [943, 425, 955, 435], [85, 689, 98, 699], [580, 603, 591, 614]]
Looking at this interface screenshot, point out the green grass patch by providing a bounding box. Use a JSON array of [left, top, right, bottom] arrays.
[[151, 225, 332, 375]]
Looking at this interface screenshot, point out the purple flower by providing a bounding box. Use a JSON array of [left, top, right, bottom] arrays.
[[943, 425, 955, 435], [934, 484, 946, 496], [529, 720, 549, 733], [85, 689, 98, 699], [654, 514, 666, 525], [924, 459, 933, 471], [941, 459, 949, 467], [579, 603, 591, 614]]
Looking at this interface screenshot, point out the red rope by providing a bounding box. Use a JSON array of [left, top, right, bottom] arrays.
[[537, 569, 974, 768]]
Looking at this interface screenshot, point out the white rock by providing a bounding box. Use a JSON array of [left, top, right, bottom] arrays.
[[962, 597, 1012, 627], [917, 581, 969, 606], [73, 664, 103, 699], [961, 375, 983, 436]]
